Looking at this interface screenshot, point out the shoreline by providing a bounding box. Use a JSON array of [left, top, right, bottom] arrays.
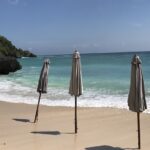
[[0, 101, 150, 150], [1, 100, 150, 114]]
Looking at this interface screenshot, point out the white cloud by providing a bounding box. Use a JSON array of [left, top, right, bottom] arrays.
[[8, 0, 19, 5], [130, 22, 143, 28], [28, 47, 33, 50], [72, 43, 102, 51]]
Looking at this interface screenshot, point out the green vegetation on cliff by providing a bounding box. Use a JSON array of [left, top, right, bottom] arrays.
[[0, 35, 36, 58]]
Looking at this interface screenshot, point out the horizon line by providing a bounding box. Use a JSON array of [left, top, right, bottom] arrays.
[[35, 50, 150, 56]]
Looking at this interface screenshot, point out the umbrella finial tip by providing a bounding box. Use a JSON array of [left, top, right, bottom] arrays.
[[74, 49, 78, 52], [132, 54, 141, 64], [44, 58, 50, 64]]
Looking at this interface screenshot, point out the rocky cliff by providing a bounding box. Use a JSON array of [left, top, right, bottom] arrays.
[[0, 35, 36, 74], [0, 57, 22, 74]]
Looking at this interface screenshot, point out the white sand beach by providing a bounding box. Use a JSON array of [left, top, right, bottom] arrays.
[[0, 101, 150, 150]]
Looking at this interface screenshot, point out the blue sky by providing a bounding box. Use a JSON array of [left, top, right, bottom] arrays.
[[1, 0, 150, 54]]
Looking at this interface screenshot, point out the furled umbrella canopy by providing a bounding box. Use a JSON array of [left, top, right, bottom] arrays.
[[34, 59, 50, 123], [69, 50, 83, 133], [128, 55, 147, 112], [128, 54, 147, 149], [37, 59, 50, 93], [69, 50, 83, 96]]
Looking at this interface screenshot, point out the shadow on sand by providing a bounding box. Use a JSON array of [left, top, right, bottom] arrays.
[[31, 131, 75, 135], [85, 145, 138, 150], [13, 118, 31, 123], [31, 131, 61, 135]]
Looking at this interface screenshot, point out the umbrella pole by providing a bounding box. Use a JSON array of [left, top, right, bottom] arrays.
[[137, 112, 141, 149], [34, 92, 42, 123], [75, 96, 77, 134]]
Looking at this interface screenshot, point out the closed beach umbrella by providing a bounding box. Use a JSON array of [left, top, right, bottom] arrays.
[[69, 50, 83, 133], [34, 59, 50, 123], [128, 54, 147, 149]]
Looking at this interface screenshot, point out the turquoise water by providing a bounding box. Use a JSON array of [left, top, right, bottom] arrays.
[[0, 52, 150, 112]]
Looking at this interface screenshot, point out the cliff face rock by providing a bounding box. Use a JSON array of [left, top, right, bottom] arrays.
[[0, 57, 22, 75], [0, 35, 36, 74]]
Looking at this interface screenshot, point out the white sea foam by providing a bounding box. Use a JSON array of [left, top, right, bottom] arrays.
[[1, 52, 150, 113], [0, 80, 150, 113]]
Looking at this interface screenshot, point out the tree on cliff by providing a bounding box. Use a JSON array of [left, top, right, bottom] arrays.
[[0, 35, 36, 58]]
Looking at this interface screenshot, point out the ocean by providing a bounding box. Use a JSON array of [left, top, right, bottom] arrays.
[[0, 52, 150, 113]]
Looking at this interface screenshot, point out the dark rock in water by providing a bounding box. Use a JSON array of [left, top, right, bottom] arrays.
[[0, 57, 22, 75]]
